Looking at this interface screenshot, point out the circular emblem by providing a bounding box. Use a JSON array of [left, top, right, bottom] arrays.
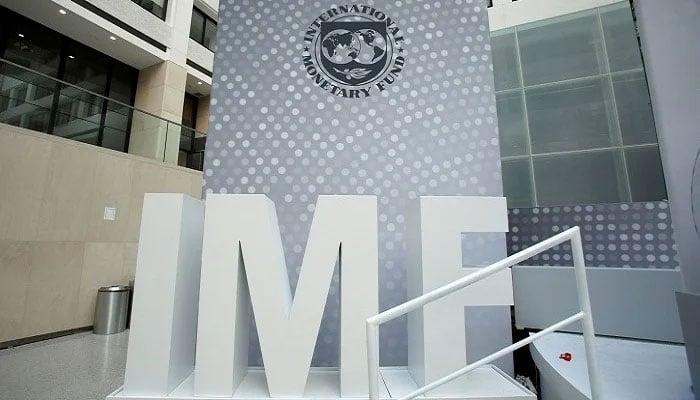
[[303, 5, 406, 98]]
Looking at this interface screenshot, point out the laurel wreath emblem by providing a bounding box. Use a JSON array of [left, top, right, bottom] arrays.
[[333, 67, 371, 80]]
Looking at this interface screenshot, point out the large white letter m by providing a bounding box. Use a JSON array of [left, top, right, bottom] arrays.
[[194, 195, 378, 398]]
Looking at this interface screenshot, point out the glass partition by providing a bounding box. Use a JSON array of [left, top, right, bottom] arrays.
[[2, 18, 62, 77], [0, 58, 206, 170], [178, 125, 206, 170], [493, 2, 666, 207], [0, 63, 56, 133]]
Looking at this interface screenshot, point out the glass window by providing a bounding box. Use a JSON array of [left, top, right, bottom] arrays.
[[55, 43, 110, 144], [3, 19, 61, 77], [108, 63, 138, 105], [518, 12, 606, 86], [0, 5, 138, 153], [104, 64, 137, 152], [190, 8, 217, 51], [0, 67, 53, 133], [613, 70, 657, 145], [496, 91, 528, 157], [0, 63, 55, 133], [501, 158, 534, 208], [190, 9, 205, 42], [102, 98, 133, 152], [601, 4, 643, 72], [491, 30, 520, 91], [625, 146, 667, 202], [131, 0, 168, 20], [492, 2, 667, 207], [533, 150, 627, 206], [203, 19, 217, 51], [526, 77, 617, 153], [0, 9, 6, 54], [178, 150, 189, 167], [101, 125, 129, 152], [63, 42, 110, 93], [182, 94, 198, 129], [52, 88, 102, 144]]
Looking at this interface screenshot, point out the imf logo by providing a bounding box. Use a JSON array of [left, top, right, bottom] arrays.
[[319, 21, 389, 86], [303, 5, 405, 98]]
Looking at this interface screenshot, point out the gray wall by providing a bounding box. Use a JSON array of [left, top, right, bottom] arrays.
[[203, 0, 512, 368], [512, 266, 685, 343], [635, 0, 700, 292]]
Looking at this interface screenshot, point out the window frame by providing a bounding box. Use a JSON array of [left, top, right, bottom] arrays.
[[190, 7, 217, 52], [131, 0, 168, 21]]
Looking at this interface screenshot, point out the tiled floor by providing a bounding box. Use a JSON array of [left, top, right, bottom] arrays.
[[0, 331, 128, 400]]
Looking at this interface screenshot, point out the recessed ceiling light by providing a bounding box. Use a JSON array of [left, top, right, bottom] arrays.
[[68, 55, 75, 59], [17, 33, 24, 38], [59, 9, 67, 15], [197, 81, 203, 85], [109, 35, 116, 41]]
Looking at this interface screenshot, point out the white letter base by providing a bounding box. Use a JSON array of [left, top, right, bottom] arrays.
[[107, 366, 533, 400]]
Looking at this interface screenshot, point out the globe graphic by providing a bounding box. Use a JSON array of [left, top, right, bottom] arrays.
[[355, 29, 387, 65], [321, 30, 361, 65]]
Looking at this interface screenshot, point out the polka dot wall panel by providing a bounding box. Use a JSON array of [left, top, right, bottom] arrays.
[[204, 0, 509, 367], [507, 201, 679, 269]]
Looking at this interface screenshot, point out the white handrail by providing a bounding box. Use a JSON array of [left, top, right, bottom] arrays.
[[366, 226, 603, 400]]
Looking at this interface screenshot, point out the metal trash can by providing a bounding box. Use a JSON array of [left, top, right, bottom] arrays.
[[93, 285, 130, 335]]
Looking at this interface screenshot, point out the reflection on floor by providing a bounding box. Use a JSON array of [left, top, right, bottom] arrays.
[[531, 332, 694, 400], [0, 331, 128, 400]]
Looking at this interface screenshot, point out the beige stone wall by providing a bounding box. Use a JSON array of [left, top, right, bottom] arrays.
[[0, 124, 203, 343], [130, 61, 188, 164]]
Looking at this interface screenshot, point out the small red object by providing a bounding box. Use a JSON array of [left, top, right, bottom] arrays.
[[559, 352, 572, 362]]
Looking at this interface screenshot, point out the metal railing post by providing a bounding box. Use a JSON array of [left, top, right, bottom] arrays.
[[571, 228, 603, 399], [366, 322, 380, 400]]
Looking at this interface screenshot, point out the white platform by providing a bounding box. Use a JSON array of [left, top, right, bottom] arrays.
[[531, 332, 694, 400], [107, 366, 535, 400]]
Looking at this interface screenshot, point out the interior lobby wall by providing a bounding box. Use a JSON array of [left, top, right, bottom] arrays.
[[635, 0, 700, 292], [0, 124, 202, 344], [203, 0, 512, 370]]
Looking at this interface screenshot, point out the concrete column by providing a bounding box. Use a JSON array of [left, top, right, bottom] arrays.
[[129, 61, 187, 164], [166, 0, 195, 66], [196, 96, 210, 134]]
